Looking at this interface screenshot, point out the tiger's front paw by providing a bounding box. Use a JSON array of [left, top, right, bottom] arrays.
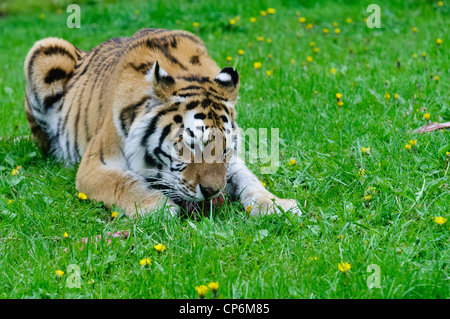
[[244, 195, 302, 217]]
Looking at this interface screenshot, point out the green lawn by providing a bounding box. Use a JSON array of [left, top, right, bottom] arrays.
[[0, 0, 449, 299]]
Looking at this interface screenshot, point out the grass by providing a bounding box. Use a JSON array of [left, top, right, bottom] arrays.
[[0, 0, 449, 299]]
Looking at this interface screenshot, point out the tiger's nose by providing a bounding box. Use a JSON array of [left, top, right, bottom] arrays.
[[199, 184, 221, 200]]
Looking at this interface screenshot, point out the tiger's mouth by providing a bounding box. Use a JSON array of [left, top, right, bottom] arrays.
[[173, 192, 225, 217]]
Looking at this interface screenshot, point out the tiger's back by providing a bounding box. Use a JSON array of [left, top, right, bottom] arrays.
[[24, 28, 223, 163]]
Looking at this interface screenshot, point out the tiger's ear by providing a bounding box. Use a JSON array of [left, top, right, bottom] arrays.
[[146, 61, 175, 101], [214, 67, 239, 101]]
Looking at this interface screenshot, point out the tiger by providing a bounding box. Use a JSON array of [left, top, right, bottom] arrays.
[[24, 28, 301, 218]]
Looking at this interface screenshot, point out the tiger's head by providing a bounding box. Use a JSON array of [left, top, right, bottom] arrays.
[[125, 62, 240, 207]]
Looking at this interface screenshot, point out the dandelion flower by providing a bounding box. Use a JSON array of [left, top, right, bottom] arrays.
[[337, 101, 344, 106], [154, 244, 166, 252], [394, 93, 399, 99], [313, 47, 320, 53], [306, 56, 313, 62], [226, 56, 232, 62], [423, 113, 430, 121], [7, 200, 13, 204], [250, 17, 257, 23], [253, 62, 262, 69], [346, 18, 352, 23], [260, 10, 267, 16], [229, 19, 236, 25], [330, 68, 336, 74], [405, 144, 412, 150], [306, 23, 313, 29], [195, 285, 208, 298], [338, 262, 351, 273], [246, 205, 252, 213], [333, 22, 339, 27], [323, 28, 329, 34], [361, 146, 370, 155], [208, 282, 219, 292], [438, 1, 443, 6], [55, 270, 64, 277], [111, 211, 119, 218], [413, 53, 418, 59], [63, 232, 68, 238], [290, 59, 295, 64], [266, 38, 272, 43], [88, 279, 95, 285], [192, 22, 199, 28], [298, 17, 306, 23], [266, 70, 272, 76], [409, 139, 417, 147], [334, 28, 341, 34], [140, 258, 151, 266], [412, 27, 418, 33], [336, 93, 343, 100], [337, 234, 344, 240], [433, 216, 447, 225], [260, 180, 266, 187], [267, 8, 276, 14], [289, 158, 296, 165], [78, 192, 87, 200], [422, 52, 427, 59], [384, 92, 391, 99], [257, 36, 264, 42], [238, 49, 244, 55], [309, 41, 315, 47], [364, 195, 372, 201], [436, 38, 442, 46]]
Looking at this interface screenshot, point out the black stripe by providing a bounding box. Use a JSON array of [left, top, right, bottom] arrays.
[[44, 68, 67, 84], [43, 92, 63, 109], [119, 96, 149, 137]]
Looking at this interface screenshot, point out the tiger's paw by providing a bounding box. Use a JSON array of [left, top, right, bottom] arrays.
[[244, 195, 302, 217]]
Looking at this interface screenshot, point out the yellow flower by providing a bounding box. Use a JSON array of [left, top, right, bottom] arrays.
[[290, 59, 295, 64], [208, 282, 219, 291], [346, 18, 352, 23], [11, 169, 19, 176], [7, 200, 13, 204], [192, 22, 199, 28], [436, 38, 442, 46], [433, 216, 447, 225], [333, 22, 339, 27], [226, 56, 232, 62], [267, 8, 276, 14], [154, 244, 166, 252], [363, 17, 368, 23], [88, 279, 95, 285], [336, 93, 342, 100], [409, 139, 417, 147], [260, 180, 266, 187], [195, 285, 208, 298], [435, 75, 439, 81], [338, 262, 351, 273], [266, 70, 272, 76], [384, 92, 391, 99], [238, 49, 244, 55], [267, 38, 272, 43], [309, 41, 315, 47], [55, 270, 64, 277], [394, 93, 399, 99], [334, 28, 341, 34], [63, 232, 68, 238], [364, 195, 372, 201], [423, 113, 430, 121], [404, 144, 412, 150], [250, 17, 257, 23], [306, 23, 313, 29], [134, 9, 140, 15], [323, 28, 329, 34], [413, 53, 418, 59], [111, 211, 119, 218], [140, 258, 151, 266], [267, 54, 272, 59], [254, 62, 262, 69], [229, 19, 236, 25], [257, 36, 264, 42], [298, 17, 306, 23], [330, 68, 336, 74], [422, 52, 427, 58], [337, 101, 344, 106], [246, 205, 252, 213], [289, 158, 296, 166], [78, 192, 87, 200], [39, 13, 45, 19], [361, 146, 370, 155], [412, 27, 418, 33], [306, 56, 313, 62], [438, 1, 443, 6], [313, 47, 320, 53], [337, 234, 344, 240], [260, 10, 267, 16], [358, 168, 366, 177]]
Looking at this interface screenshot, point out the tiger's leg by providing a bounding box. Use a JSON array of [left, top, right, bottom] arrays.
[[226, 158, 302, 216], [75, 137, 180, 218]]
